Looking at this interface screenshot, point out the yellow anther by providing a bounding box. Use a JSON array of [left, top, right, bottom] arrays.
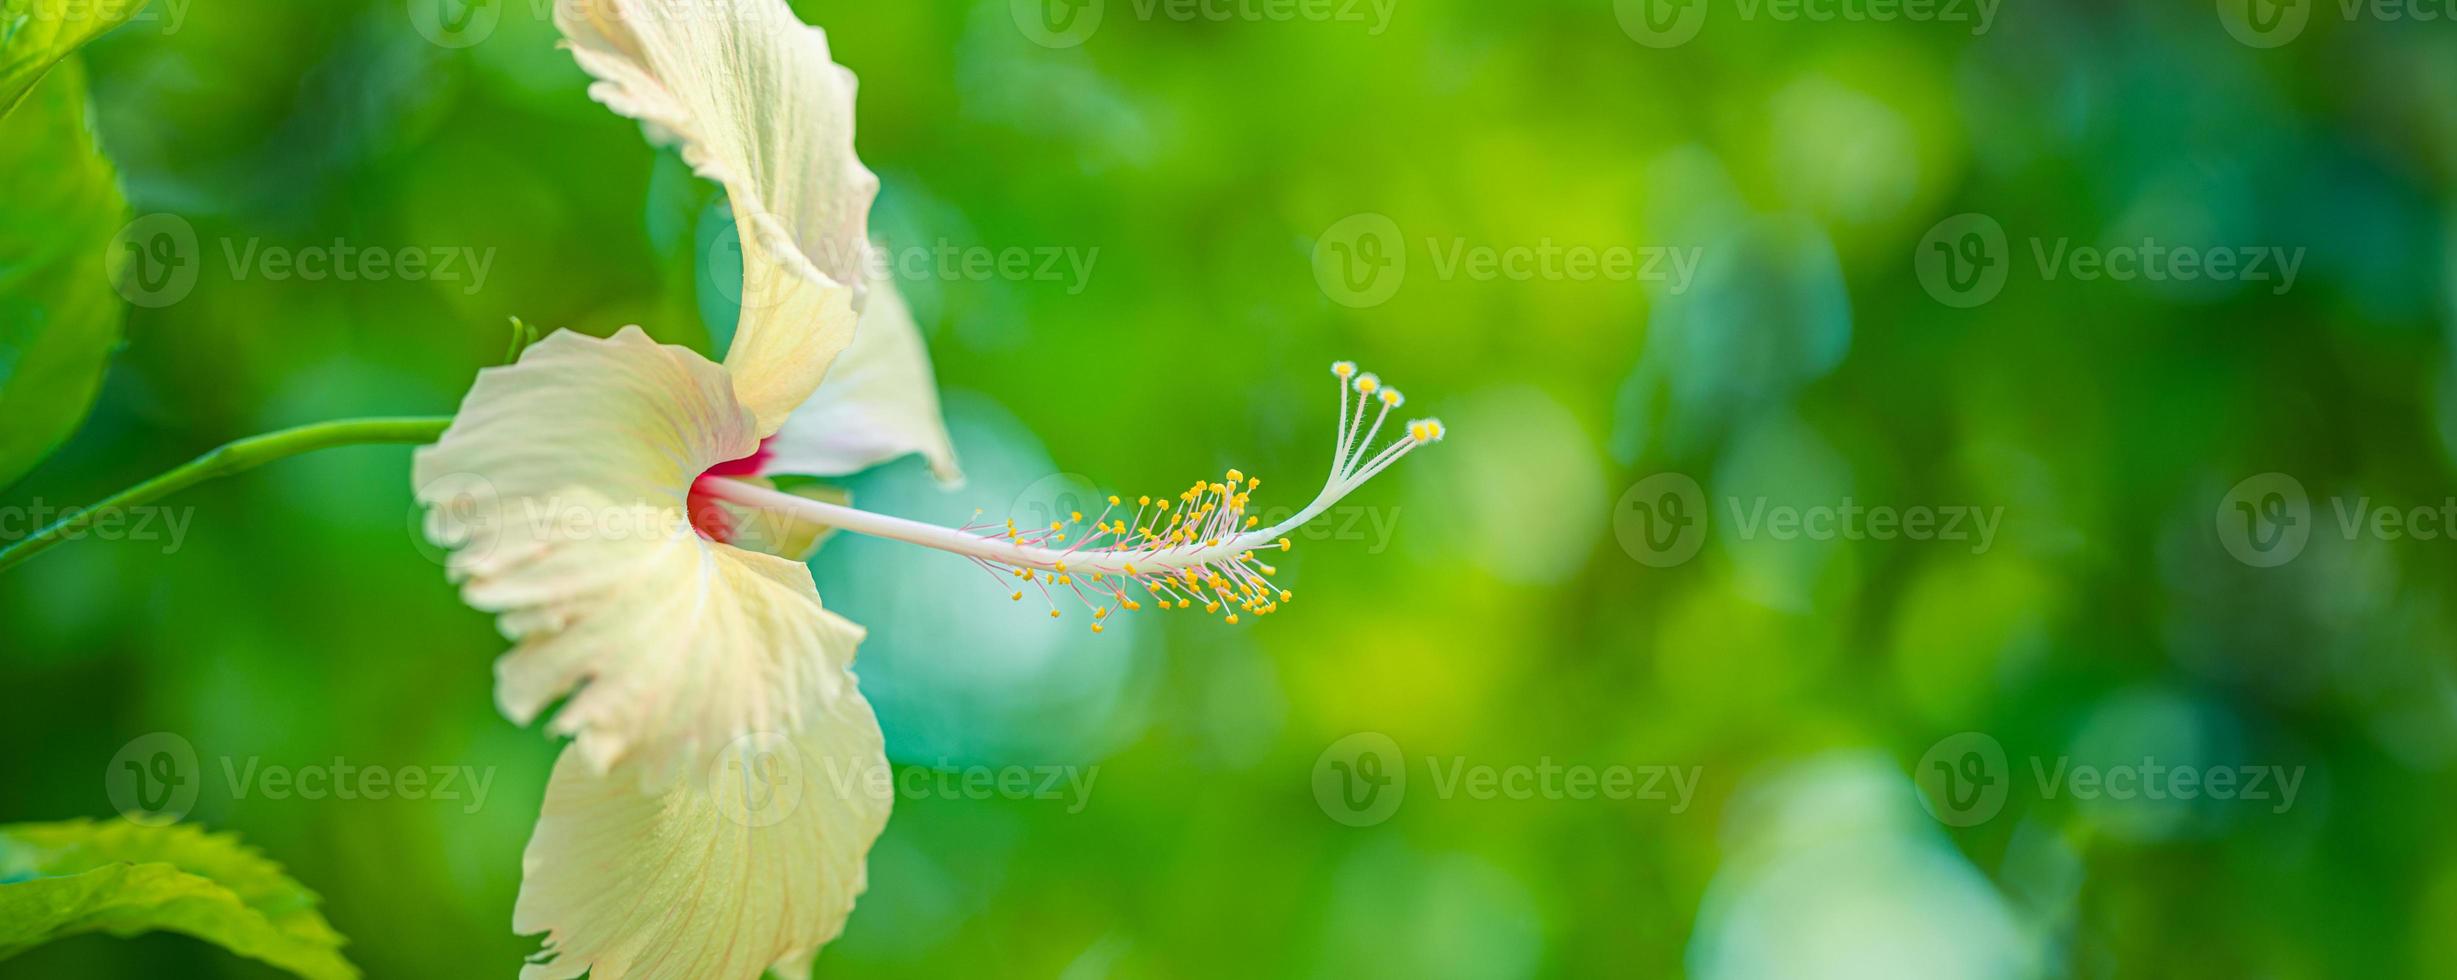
[[1205, 602, 1220, 613], [1124, 563, 1138, 575], [1055, 561, 1068, 572], [1092, 623, 1104, 634], [1050, 521, 1063, 532], [1278, 538, 1292, 551], [1245, 516, 1259, 528], [1225, 613, 1240, 625], [1058, 575, 1072, 585], [1094, 608, 1109, 620], [1012, 591, 1024, 601], [1177, 599, 1191, 609], [1139, 495, 1151, 506], [1108, 495, 1120, 506], [1022, 570, 1036, 582], [1070, 511, 1083, 523], [1125, 599, 1142, 610], [1227, 469, 1244, 483], [1279, 590, 1292, 601]]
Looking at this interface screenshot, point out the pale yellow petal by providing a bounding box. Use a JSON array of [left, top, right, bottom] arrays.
[[764, 275, 963, 484], [514, 689, 892, 980], [413, 328, 862, 789], [556, 0, 875, 433]]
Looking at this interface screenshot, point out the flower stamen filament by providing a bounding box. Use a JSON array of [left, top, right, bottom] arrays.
[[698, 361, 1445, 631]]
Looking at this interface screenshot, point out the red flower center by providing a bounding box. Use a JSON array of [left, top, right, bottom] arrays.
[[687, 441, 773, 543]]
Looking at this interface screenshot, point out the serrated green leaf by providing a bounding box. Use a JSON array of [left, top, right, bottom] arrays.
[[0, 0, 147, 116], [0, 819, 358, 980], [0, 55, 127, 489]]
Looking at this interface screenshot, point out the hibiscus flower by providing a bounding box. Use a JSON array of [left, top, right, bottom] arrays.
[[408, 2, 1444, 977]]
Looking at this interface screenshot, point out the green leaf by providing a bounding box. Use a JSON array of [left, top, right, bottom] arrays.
[[0, 55, 128, 489], [0, 0, 148, 116], [0, 819, 358, 979]]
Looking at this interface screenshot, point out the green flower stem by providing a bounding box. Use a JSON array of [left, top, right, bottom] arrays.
[[0, 416, 451, 575]]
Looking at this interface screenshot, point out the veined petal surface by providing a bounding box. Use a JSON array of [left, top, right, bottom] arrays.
[[764, 275, 963, 484], [556, 0, 877, 433], [513, 689, 892, 980], [413, 328, 861, 789]]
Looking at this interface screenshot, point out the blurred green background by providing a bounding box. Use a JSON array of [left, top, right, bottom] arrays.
[[7, 0, 2457, 976]]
